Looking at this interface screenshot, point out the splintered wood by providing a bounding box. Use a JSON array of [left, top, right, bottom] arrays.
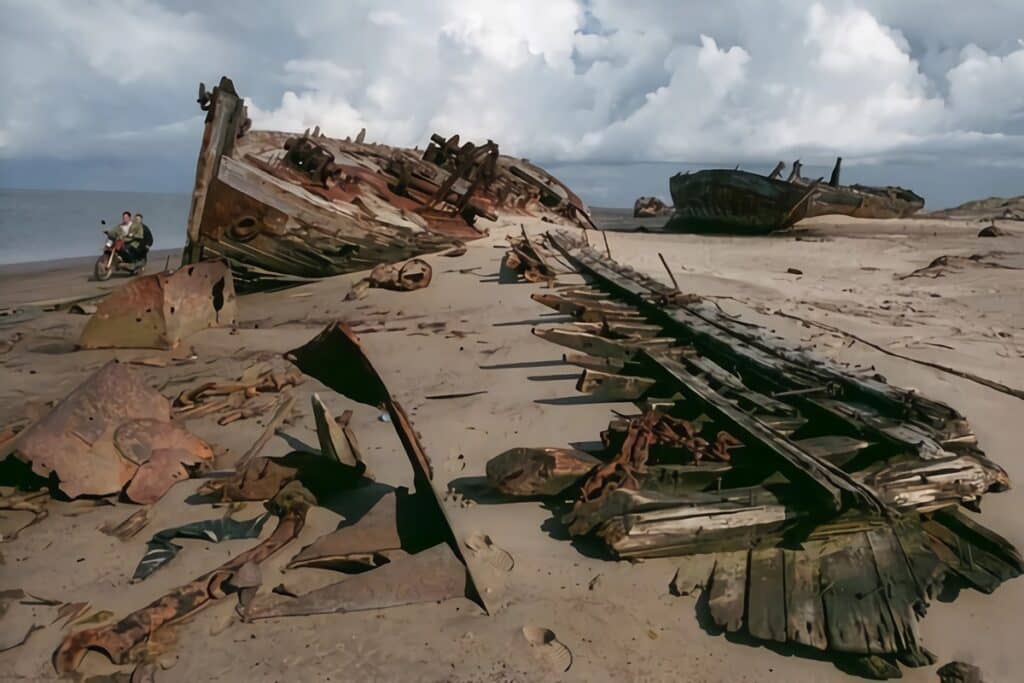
[[485, 230, 1022, 676]]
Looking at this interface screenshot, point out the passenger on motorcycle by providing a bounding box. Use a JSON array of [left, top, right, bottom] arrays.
[[124, 213, 152, 261]]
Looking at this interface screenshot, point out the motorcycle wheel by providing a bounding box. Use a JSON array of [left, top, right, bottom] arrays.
[[94, 255, 114, 281]]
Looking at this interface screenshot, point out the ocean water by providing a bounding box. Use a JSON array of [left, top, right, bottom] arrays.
[[0, 188, 189, 265]]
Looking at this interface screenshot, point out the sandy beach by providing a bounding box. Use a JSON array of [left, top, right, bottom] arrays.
[[1, 210, 1021, 682]]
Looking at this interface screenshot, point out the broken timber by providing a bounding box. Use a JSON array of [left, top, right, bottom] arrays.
[[490, 229, 1020, 676]]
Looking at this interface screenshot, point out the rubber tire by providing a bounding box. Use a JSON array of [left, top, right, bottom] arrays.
[[94, 255, 114, 281]]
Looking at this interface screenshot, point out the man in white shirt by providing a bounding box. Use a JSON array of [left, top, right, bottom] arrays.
[[114, 211, 132, 237]]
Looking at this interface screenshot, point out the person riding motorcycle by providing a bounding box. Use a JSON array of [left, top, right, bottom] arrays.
[[123, 213, 152, 262]]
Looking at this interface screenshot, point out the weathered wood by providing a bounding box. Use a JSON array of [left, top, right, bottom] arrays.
[[562, 352, 626, 373], [648, 352, 887, 515], [576, 369, 656, 401], [533, 327, 675, 360], [747, 548, 787, 642], [708, 551, 748, 632], [783, 547, 828, 650], [602, 500, 797, 559], [793, 435, 871, 465], [820, 533, 895, 654], [865, 527, 929, 663], [604, 320, 664, 338]]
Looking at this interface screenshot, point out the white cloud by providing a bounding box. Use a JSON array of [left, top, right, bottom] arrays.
[[2, 0, 1023, 174]]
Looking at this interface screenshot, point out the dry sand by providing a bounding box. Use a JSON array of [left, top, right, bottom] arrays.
[[0, 211, 1021, 682]]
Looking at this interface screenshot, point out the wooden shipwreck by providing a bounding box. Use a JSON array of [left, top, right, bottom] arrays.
[[181, 77, 595, 289], [666, 157, 924, 234], [490, 230, 1019, 678]]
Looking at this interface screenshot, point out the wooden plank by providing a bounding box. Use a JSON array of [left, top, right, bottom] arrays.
[[865, 527, 929, 663], [708, 551, 748, 632], [533, 327, 674, 360], [649, 352, 887, 515], [820, 533, 896, 654], [793, 436, 872, 465], [576, 369, 656, 400], [562, 352, 625, 373], [747, 547, 787, 642], [546, 230, 959, 460], [783, 547, 828, 649]]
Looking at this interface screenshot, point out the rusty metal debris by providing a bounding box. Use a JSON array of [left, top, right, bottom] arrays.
[[503, 228, 563, 283], [287, 490, 401, 571], [79, 261, 236, 350], [632, 196, 671, 218], [181, 77, 595, 290], [5, 362, 213, 501], [484, 229, 1021, 677], [99, 508, 151, 541], [53, 482, 313, 673], [172, 363, 303, 422], [244, 542, 465, 620], [346, 257, 433, 300], [286, 321, 490, 613], [665, 157, 923, 234]]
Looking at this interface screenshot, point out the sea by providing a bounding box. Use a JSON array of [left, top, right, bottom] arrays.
[[0, 188, 189, 266]]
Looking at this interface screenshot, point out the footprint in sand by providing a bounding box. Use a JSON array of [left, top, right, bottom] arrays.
[[522, 625, 573, 672], [465, 532, 514, 573]]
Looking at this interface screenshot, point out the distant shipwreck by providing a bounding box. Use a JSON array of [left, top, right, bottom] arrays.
[[181, 77, 595, 288], [666, 158, 924, 234]]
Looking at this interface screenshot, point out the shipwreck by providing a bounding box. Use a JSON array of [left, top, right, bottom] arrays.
[[488, 230, 1020, 678], [181, 77, 595, 289], [666, 157, 924, 234]]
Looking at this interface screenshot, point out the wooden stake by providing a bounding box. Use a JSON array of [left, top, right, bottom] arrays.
[[601, 231, 612, 258], [658, 252, 680, 291]]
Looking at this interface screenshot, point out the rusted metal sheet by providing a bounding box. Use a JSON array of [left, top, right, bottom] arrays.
[[286, 322, 491, 613], [486, 447, 601, 497], [182, 77, 595, 288], [6, 362, 213, 500], [79, 261, 236, 350], [245, 543, 465, 620]]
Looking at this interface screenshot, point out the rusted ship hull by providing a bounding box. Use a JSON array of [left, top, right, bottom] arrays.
[[182, 77, 595, 288], [665, 169, 816, 234], [664, 159, 924, 234]]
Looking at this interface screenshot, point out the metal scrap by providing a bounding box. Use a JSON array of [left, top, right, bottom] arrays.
[[79, 261, 237, 350], [131, 512, 271, 582], [172, 363, 303, 422], [244, 543, 465, 620], [181, 77, 595, 289], [287, 490, 401, 571], [346, 258, 433, 300], [6, 361, 213, 500], [54, 482, 314, 673]]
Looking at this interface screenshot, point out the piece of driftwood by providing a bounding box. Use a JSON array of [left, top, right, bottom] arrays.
[[486, 447, 601, 497], [54, 483, 314, 673]]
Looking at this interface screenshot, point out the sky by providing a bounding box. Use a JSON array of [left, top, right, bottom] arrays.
[[1, 0, 1023, 208]]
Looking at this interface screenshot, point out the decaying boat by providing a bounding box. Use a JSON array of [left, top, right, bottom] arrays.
[[665, 157, 924, 234], [181, 77, 595, 288]]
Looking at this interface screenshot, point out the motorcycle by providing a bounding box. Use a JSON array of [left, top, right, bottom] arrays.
[[94, 219, 147, 281]]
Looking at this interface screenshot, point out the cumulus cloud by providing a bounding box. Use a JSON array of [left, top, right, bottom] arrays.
[[2, 0, 1023, 176]]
